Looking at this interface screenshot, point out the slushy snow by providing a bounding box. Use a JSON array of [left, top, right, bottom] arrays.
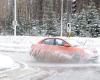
[[0, 54, 18, 69]]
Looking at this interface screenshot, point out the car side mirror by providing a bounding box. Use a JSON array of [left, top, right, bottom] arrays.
[[64, 44, 70, 47]]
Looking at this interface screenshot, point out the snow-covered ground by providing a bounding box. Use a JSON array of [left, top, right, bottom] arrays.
[[0, 54, 19, 72]]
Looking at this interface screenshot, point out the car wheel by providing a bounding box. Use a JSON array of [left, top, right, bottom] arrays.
[[72, 52, 81, 63]]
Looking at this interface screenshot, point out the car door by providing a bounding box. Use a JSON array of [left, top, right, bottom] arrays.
[[52, 38, 75, 60], [35, 38, 57, 61], [54, 38, 72, 52], [40, 38, 55, 50], [40, 38, 73, 62]]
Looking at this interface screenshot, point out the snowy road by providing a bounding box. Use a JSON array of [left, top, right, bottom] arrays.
[[0, 50, 100, 80]]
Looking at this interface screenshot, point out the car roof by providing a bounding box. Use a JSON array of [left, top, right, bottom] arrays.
[[32, 37, 80, 46], [40, 37, 81, 46]]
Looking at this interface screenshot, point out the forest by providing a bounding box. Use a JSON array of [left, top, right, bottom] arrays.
[[0, 0, 100, 37]]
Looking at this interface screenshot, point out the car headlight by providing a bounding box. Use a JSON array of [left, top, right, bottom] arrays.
[[92, 49, 98, 54], [84, 49, 98, 61], [84, 49, 92, 54]]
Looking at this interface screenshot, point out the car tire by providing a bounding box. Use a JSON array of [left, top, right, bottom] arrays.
[[72, 52, 81, 63]]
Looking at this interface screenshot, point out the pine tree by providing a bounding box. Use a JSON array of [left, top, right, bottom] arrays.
[[86, 0, 100, 37], [72, 0, 100, 37], [42, 0, 58, 36]]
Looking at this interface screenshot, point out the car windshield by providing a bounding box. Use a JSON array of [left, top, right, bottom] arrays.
[[62, 38, 81, 47]]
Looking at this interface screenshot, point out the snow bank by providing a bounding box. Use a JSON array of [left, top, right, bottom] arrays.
[[0, 36, 44, 52], [0, 54, 18, 70]]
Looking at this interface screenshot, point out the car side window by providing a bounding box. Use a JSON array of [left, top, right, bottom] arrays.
[[55, 39, 66, 46], [43, 39, 54, 45]]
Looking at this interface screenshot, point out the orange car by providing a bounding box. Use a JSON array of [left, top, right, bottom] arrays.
[[30, 37, 98, 63]]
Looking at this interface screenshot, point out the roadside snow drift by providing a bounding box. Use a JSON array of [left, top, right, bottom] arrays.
[[0, 54, 18, 70]]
